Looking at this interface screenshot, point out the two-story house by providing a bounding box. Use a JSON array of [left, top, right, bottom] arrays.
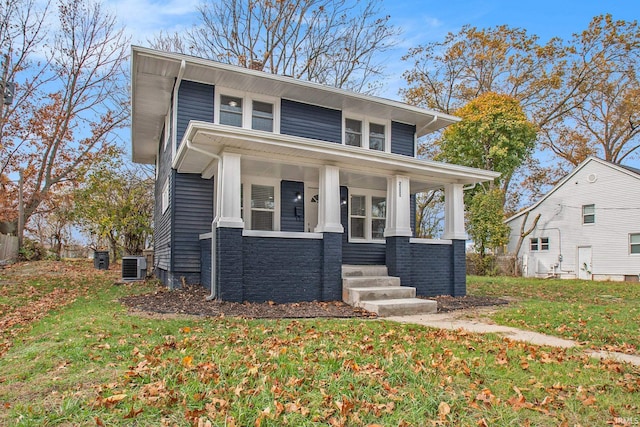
[[130, 46, 499, 309], [506, 157, 640, 281]]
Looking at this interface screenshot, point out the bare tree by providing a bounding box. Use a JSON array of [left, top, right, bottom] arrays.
[[149, 0, 399, 93], [511, 211, 541, 276], [2, 0, 129, 237]]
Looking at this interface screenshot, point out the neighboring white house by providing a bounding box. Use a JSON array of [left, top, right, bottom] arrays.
[[505, 157, 640, 281]]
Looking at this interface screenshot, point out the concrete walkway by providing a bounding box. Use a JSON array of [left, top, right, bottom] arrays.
[[387, 311, 640, 367]]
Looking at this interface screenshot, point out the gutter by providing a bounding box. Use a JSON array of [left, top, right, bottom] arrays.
[[185, 139, 223, 300]]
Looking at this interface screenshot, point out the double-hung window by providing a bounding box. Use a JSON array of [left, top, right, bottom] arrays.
[[250, 184, 275, 231], [252, 101, 273, 132], [216, 89, 279, 133], [349, 192, 386, 241], [345, 119, 362, 147], [630, 233, 640, 254], [582, 204, 595, 224], [530, 237, 549, 251], [220, 95, 243, 127], [343, 117, 389, 151]]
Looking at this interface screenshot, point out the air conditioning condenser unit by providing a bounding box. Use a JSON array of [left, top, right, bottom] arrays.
[[121, 256, 147, 281]]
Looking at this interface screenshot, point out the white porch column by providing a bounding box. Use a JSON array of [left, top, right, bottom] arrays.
[[315, 165, 344, 233], [384, 175, 412, 237], [443, 183, 467, 240], [216, 152, 244, 228]]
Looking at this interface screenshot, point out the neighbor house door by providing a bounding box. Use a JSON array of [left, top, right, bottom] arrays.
[[577, 246, 592, 280]]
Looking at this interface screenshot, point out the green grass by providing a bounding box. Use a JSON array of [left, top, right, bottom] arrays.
[[0, 262, 639, 426], [468, 275, 640, 354]]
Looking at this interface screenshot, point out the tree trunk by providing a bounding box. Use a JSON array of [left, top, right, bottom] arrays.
[[512, 211, 541, 276]]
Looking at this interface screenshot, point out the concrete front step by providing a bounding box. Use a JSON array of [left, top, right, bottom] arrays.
[[342, 276, 401, 289], [359, 298, 437, 316], [342, 265, 388, 277], [344, 286, 416, 305]]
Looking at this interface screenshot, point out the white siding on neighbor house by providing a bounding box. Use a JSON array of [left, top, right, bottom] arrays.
[[507, 159, 640, 280]]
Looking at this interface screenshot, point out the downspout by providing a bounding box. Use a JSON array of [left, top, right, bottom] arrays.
[[171, 60, 186, 163], [185, 139, 223, 300]]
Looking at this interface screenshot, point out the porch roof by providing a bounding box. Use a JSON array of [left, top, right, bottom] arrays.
[[174, 121, 500, 192], [131, 46, 461, 165]]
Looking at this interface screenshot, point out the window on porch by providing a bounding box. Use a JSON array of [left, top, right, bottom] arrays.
[[349, 193, 386, 241], [251, 184, 275, 231]]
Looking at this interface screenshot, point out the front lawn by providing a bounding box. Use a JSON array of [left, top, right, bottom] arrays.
[[0, 262, 638, 426], [469, 275, 640, 355]]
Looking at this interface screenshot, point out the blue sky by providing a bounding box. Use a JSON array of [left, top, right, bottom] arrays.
[[113, 0, 640, 99], [110, 0, 640, 168]]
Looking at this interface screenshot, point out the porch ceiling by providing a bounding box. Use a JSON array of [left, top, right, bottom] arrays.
[[174, 121, 500, 192]]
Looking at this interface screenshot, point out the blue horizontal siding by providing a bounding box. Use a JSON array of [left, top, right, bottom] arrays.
[[177, 80, 214, 146], [280, 99, 342, 143], [391, 121, 416, 157]]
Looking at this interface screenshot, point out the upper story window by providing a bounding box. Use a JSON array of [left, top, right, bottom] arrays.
[[582, 204, 595, 224], [345, 119, 362, 147], [530, 237, 549, 251], [216, 88, 279, 133], [630, 233, 640, 254], [252, 101, 273, 132], [220, 95, 243, 127], [343, 115, 389, 152]]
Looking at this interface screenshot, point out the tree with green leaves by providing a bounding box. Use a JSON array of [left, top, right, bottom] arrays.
[[438, 92, 538, 198], [74, 167, 153, 261], [438, 93, 537, 260]]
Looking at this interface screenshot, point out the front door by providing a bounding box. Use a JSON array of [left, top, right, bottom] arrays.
[[306, 187, 319, 232], [577, 246, 592, 280]]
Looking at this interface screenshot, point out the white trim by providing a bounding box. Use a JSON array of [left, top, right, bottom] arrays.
[[242, 176, 281, 231], [215, 86, 280, 133], [410, 238, 452, 245], [163, 109, 171, 151], [348, 188, 387, 243], [199, 232, 213, 239], [506, 157, 640, 224], [242, 230, 323, 239], [342, 113, 391, 153], [161, 177, 170, 214], [174, 122, 501, 185]]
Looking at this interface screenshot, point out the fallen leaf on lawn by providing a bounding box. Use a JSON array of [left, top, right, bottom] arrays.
[[123, 406, 143, 419], [105, 394, 127, 404], [182, 355, 193, 368], [438, 401, 451, 419]]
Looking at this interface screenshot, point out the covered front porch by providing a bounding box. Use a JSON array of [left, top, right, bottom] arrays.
[[176, 121, 498, 302]]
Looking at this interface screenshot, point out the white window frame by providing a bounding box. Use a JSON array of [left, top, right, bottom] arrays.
[[530, 237, 549, 251], [630, 233, 640, 255], [582, 204, 595, 224], [242, 176, 281, 231], [161, 177, 170, 214], [342, 113, 391, 153], [348, 188, 387, 243], [215, 87, 280, 133]]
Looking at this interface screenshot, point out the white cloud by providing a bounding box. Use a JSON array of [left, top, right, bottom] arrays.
[[106, 0, 201, 44]]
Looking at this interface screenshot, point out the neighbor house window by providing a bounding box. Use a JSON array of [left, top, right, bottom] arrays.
[[162, 177, 170, 214], [530, 237, 549, 251], [349, 192, 386, 241], [219, 95, 243, 127], [582, 204, 595, 224], [252, 101, 273, 132], [251, 184, 275, 231], [345, 119, 362, 147], [630, 233, 640, 254]]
